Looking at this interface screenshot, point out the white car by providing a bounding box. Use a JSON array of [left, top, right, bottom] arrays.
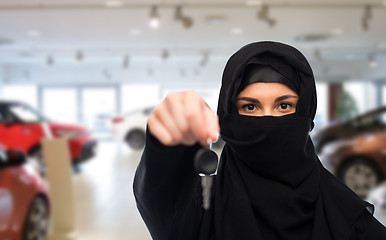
[[366, 181, 386, 225], [111, 106, 155, 150]]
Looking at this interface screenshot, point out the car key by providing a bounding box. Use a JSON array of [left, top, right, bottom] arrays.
[[194, 140, 218, 210]]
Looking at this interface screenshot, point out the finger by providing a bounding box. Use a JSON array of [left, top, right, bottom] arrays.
[[148, 114, 174, 146], [155, 101, 184, 143], [165, 93, 189, 138], [203, 107, 220, 142], [183, 91, 208, 145]]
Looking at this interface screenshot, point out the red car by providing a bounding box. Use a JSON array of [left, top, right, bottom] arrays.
[[0, 147, 50, 240], [0, 101, 97, 174]]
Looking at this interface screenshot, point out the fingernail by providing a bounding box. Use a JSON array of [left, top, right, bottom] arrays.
[[212, 131, 219, 142]]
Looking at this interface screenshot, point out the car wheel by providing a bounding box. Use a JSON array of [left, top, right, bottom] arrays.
[[126, 129, 146, 150], [23, 196, 49, 240], [338, 158, 382, 198], [29, 147, 46, 177]]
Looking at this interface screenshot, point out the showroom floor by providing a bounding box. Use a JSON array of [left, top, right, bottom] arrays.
[[73, 141, 151, 240], [71, 141, 386, 240]]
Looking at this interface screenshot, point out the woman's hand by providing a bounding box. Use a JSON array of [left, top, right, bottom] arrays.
[[148, 90, 220, 146]]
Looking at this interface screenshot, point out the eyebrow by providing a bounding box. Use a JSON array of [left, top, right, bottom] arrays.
[[236, 95, 298, 103]]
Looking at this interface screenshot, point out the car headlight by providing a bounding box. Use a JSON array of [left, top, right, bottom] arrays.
[[55, 130, 82, 139]]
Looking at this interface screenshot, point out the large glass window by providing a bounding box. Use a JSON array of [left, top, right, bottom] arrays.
[[315, 82, 328, 130], [344, 82, 376, 114], [81, 88, 116, 133], [121, 84, 160, 113], [2, 85, 38, 108], [42, 88, 78, 124]]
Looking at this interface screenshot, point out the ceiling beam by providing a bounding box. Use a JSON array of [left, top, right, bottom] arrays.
[[0, 2, 386, 11]]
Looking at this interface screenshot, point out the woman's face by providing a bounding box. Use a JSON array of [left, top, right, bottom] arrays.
[[236, 82, 299, 117]]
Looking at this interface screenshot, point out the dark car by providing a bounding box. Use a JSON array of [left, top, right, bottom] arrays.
[[312, 106, 386, 153], [320, 130, 386, 198]]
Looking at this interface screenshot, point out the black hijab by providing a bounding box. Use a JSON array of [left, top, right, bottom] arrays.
[[214, 41, 373, 240]]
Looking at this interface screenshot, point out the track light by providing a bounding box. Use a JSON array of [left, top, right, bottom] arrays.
[[182, 16, 193, 28], [368, 53, 377, 68], [76, 50, 84, 63], [174, 5, 193, 28], [313, 49, 322, 62], [200, 52, 209, 67], [361, 5, 372, 31], [174, 5, 183, 21], [257, 5, 276, 28], [149, 6, 160, 28], [46, 55, 54, 66], [103, 69, 112, 80], [123, 55, 129, 69], [23, 70, 30, 79], [161, 49, 170, 60]]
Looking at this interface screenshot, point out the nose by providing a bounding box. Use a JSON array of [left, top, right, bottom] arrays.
[[263, 109, 273, 116]]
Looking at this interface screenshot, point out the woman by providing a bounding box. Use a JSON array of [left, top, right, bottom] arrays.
[[133, 41, 386, 240]]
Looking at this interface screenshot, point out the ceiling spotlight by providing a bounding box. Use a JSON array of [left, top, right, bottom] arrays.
[[129, 29, 142, 36], [174, 5, 193, 28], [182, 16, 194, 29], [103, 69, 112, 80], [149, 6, 160, 29], [231, 28, 244, 35], [46, 55, 54, 66], [161, 49, 170, 60], [27, 30, 41, 37], [361, 5, 372, 31], [313, 49, 322, 62], [200, 52, 209, 67], [105, 0, 123, 7], [245, 0, 263, 6], [368, 53, 377, 68], [257, 5, 269, 19], [123, 55, 129, 69], [257, 5, 276, 28], [75, 50, 84, 63], [174, 5, 183, 21], [23, 70, 30, 79]]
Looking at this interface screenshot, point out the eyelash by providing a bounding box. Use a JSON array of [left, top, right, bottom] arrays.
[[241, 102, 294, 112]]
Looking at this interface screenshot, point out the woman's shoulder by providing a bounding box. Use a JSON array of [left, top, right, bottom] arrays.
[[351, 209, 386, 240]]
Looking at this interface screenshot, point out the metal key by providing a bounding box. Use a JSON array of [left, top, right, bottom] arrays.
[[194, 144, 218, 210]]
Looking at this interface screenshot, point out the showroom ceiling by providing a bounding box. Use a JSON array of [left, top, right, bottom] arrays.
[[0, 0, 385, 83]]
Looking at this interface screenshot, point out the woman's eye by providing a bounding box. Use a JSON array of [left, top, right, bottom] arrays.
[[243, 104, 257, 111], [278, 103, 292, 110]]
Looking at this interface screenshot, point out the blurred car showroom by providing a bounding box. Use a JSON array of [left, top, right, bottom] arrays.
[[1, 0, 386, 239]]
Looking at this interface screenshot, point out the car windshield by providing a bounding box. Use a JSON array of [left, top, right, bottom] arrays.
[[0, 110, 4, 122], [8, 104, 48, 123], [356, 110, 386, 128]]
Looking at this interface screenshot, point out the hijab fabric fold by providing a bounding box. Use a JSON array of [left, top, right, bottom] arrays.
[[214, 41, 373, 240]]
